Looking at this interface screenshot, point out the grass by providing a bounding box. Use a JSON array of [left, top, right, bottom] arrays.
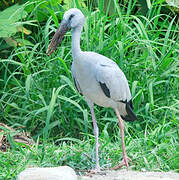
[[0, 0, 179, 179]]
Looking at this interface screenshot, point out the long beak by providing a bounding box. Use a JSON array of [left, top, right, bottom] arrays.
[[47, 20, 69, 56]]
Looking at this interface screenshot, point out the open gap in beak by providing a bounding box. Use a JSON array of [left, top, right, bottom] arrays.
[[47, 20, 70, 56]]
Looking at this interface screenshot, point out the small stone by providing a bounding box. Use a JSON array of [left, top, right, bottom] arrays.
[[18, 166, 77, 180]]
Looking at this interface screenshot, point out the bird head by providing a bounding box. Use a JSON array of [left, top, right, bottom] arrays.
[[47, 8, 84, 56]]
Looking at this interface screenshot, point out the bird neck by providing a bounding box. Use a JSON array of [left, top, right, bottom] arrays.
[[71, 25, 83, 59]]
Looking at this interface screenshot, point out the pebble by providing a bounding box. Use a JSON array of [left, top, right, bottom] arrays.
[[18, 166, 77, 180]]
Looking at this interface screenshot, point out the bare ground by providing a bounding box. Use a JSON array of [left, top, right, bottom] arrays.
[[80, 170, 179, 180]]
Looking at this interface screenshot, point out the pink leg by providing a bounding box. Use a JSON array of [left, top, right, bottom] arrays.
[[113, 108, 132, 170], [89, 105, 100, 171]]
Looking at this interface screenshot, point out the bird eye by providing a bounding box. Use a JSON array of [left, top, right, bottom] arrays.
[[69, 14, 75, 21]]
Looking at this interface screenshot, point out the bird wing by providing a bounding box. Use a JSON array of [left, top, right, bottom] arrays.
[[95, 60, 131, 102], [71, 62, 82, 95]]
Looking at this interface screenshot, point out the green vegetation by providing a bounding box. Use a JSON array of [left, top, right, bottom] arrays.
[[0, 0, 178, 179]]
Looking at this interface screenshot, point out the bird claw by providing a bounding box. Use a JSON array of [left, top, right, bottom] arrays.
[[90, 166, 101, 173], [86, 165, 105, 175], [111, 156, 132, 170], [87, 168, 107, 176]]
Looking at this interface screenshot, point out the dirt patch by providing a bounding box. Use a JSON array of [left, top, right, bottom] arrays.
[[0, 123, 34, 152], [80, 170, 179, 180]]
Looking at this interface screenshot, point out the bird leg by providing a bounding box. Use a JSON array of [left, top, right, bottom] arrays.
[[113, 108, 132, 170], [89, 105, 100, 172]]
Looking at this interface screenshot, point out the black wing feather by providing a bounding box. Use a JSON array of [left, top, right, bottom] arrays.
[[73, 77, 83, 95], [99, 82, 110, 98], [120, 99, 137, 122]]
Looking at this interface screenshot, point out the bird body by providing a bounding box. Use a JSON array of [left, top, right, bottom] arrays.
[[47, 8, 137, 171], [71, 51, 131, 116]]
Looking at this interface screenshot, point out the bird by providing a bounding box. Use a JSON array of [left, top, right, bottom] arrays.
[[47, 8, 137, 172]]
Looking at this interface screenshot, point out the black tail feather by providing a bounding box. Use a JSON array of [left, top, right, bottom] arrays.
[[121, 99, 137, 122]]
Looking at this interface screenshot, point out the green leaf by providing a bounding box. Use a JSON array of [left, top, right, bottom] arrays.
[[45, 6, 59, 27], [149, 81, 154, 107], [44, 86, 66, 139], [58, 57, 71, 79], [146, 0, 152, 9], [0, 4, 28, 37], [15, 38, 34, 46], [25, 74, 32, 99], [0, 59, 23, 66]]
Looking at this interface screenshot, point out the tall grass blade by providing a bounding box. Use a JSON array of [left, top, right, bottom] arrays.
[[44, 86, 66, 139]]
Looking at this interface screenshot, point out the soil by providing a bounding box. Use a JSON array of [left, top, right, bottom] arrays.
[[80, 170, 179, 180]]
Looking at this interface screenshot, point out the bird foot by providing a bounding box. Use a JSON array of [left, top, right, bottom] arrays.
[[87, 165, 102, 175], [111, 156, 132, 170], [91, 166, 101, 173], [87, 169, 106, 176]]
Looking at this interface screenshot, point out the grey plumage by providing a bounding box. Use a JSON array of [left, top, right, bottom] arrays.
[[71, 51, 136, 120], [47, 8, 137, 171]]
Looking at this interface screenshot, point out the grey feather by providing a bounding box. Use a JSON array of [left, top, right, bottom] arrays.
[[71, 62, 83, 95], [95, 56, 131, 102]]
